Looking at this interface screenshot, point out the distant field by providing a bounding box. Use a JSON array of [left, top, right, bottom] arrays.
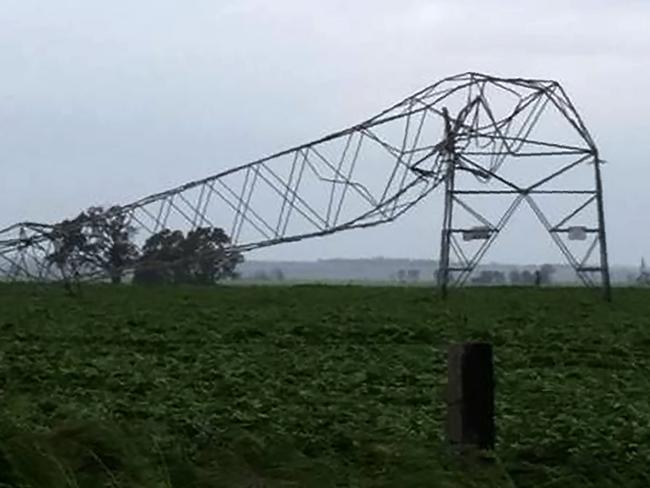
[[1, 285, 649, 487]]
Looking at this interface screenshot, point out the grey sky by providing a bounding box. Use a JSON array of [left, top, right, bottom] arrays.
[[1, 0, 649, 265]]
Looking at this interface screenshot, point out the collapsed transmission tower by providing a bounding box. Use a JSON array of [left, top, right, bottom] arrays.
[[0, 72, 611, 298]]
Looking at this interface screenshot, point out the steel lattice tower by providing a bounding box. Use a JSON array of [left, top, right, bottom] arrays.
[[0, 73, 611, 298]]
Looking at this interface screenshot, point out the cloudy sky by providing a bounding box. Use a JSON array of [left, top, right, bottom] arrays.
[[1, 0, 649, 265]]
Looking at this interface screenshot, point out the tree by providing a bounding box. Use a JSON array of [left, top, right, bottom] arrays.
[[637, 258, 650, 285], [133, 227, 243, 285], [539, 264, 556, 285], [270, 268, 285, 281], [397, 269, 407, 282], [45, 206, 139, 284], [46, 214, 88, 282], [508, 270, 521, 285], [492, 270, 506, 285], [133, 229, 184, 284], [181, 227, 242, 284], [520, 270, 535, 285], [471, 270, 506, 286], [509, 269, 535, 285], [83, 206, 139, 284], [406, 269, 421, 282]]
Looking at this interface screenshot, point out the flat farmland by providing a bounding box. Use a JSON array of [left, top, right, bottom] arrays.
[[1, 285, 649, 487]]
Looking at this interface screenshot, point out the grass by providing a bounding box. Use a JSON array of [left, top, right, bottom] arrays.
[[1, 284, 649, 486]]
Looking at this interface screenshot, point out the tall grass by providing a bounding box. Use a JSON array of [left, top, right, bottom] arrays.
[[0, 420, 513, 487]]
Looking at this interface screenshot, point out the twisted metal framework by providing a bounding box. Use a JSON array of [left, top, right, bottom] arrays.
[[0, 72, 611, 297]]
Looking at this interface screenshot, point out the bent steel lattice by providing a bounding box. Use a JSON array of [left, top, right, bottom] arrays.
[[0, 72, 611, 298]]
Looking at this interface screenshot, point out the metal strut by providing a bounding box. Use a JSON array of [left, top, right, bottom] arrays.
[[438, 108, 457, 298]]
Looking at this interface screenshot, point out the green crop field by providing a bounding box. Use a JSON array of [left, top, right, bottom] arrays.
[[1, 284, 649, 487]]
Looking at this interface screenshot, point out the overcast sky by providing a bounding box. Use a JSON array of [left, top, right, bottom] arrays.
[[1, 0, 649, 265]]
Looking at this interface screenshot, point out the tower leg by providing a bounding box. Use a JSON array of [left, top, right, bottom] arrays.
[[438, 159, 456, 299], [593, 153, 612, 301]]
